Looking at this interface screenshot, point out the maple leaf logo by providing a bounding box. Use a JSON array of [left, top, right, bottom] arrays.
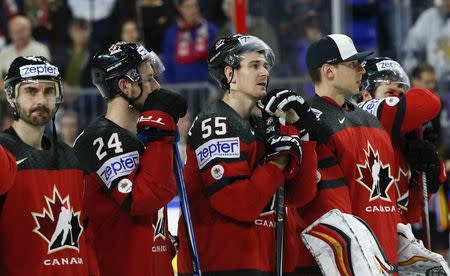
[[153, 207, 166, 241], [356, 142, 394, 202], [395, 168, 411, 211], [31, 186, 84, 254]]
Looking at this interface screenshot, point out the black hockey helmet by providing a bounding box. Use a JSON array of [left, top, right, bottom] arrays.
[[4, 56, 63, 119], [91, 42, 165, 99], [208, 34, 275, 90], [361, 57, 410, 96]]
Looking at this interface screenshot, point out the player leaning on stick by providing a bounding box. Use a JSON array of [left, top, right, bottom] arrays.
[[176, 34, 319, 275], [73, 42, 186, 276]]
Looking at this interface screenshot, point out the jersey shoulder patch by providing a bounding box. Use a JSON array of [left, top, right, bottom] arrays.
[[73, 117, 143, 179], [187, 101, 257, 169]]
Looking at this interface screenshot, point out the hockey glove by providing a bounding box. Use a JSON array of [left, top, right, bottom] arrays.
[[137, 89, 187, 143], [258, 89, 330, 144], [261, 110, 302, 178], [405, 139, 441, 193]]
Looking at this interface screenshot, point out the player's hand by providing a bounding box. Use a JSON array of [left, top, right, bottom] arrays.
[[261, 110, 302, 170], [405, 139, 441, 193], [258, 88, 330, 144], [137, 89, 187, 143]]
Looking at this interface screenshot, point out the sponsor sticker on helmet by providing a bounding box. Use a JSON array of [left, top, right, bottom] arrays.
[[375, 60, 402, 72], [238, 35, 252, 45], [137, 45, 151, 60], [19, 64, 59, 78]]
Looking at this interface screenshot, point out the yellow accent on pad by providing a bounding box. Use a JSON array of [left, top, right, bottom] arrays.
[[311, 230, 351, 276]]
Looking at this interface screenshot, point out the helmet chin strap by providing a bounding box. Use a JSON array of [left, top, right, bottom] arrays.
[[122, 81, 145, 109]]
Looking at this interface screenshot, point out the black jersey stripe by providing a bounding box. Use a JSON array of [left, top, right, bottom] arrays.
[[204, 175, 249, 197], [318, 178, 346, 190], [318, 157, 338, 170]]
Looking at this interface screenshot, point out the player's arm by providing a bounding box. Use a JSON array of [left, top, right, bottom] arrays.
[[0, 144, 17, 195], [300, 143, 352, 225], [75, 89, 186, 216], [187, 114, 288, 222]]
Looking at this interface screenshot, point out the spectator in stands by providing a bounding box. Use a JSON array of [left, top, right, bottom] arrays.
[[411, 63, 437, 91], [57, 110, 79, 147], [162, 0, 217, 115], [163, 0, 217, 83], [138, 0, 173, 54], [0, 15, 50, 80], [296, 14, 324, 97], [218, 0, 280, 72], [52, 18, 94, 91], [403, 0, 450, 94], [120, 18, 140, 43]]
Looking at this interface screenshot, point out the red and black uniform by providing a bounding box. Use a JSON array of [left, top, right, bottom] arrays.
[[177, 100, 318, 275], [298, 95, 398, 269], [0, 144, 16, 195], [73, 117, 176, 276], [358, 89, 443, 223], [0, 128, 90, 275]]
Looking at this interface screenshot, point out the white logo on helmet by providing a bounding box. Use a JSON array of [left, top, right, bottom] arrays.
[[211, 164, 224, 180], [136, 45, 151, 60], [19, 64, 59, 78]]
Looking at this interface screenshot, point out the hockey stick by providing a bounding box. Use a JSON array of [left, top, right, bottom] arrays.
[[173, 139, 202, 276], [420, 172, 431, 250], [275, 186, 285, 276]]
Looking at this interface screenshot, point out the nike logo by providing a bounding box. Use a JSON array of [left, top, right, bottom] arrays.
[[338, 117, 345, 124], [16, 157, 27, 165]]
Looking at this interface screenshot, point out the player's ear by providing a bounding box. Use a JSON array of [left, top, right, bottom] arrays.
[[362, 90, 372, 101], [224, 65, 235, 84], [117, 78, 132, 96], [322, 64, 334, 80]]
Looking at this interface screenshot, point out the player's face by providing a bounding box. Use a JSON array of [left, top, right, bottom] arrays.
[[332, 60, 365, 96], [15, 80, 59, 126], [232, 51, 269, 100], [373, 82, 406, 98], [132, 61, 160, 110]]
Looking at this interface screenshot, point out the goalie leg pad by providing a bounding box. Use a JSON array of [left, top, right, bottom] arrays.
[[301, 209, 393, 276], [397, 223, 450, 276]]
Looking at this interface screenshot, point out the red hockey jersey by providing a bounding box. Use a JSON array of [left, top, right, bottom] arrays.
[[0, 128, 90, 275], [0, 144, 16, 195], [358, 88, 442, 223], [73, 117, 176, 276], [177, 100, 318, 275], [299, 95, 398, 266]]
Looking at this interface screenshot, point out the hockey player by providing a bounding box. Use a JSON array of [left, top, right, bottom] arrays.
[[358, 57, 449, 275], [264, 34, 399, 273], [73, 42, 186, 275], [0, 56, 95, 275], [176, 34, 318, 275], [358, 57, 443, 223], [0, 144, 16, 195]]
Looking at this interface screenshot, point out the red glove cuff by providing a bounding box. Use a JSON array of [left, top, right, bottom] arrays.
[[137, 110, 176, 132]]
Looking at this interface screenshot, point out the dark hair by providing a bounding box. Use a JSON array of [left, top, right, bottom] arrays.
[[308, 68, 321, 85], [411, 63, 435, 80], [70, 18, 90, 30]]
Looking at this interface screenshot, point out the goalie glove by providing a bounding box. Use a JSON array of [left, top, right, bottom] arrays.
[[396, 223, 450, 276], [258, 89, 331, 144]]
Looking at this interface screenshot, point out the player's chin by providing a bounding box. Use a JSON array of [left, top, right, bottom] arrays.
[[30, 114, 52, 126]]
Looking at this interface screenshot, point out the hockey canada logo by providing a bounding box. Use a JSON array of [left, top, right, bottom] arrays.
[[356, 142, 394, 202], [153, 207, 166, 241], [31, 186, 84, 253]]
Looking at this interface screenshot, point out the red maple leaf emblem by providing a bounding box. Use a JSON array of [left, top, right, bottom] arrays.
[[31, 186, 83, 253]]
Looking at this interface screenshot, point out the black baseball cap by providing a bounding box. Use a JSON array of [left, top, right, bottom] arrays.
[[306, 34, 373, 71]]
